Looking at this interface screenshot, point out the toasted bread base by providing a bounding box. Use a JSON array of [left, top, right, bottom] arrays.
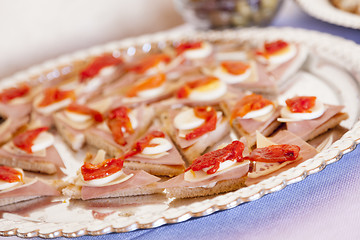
[[0, 196, 40, 207], [123, 161, 184, 177], [165, 177, 247, 199], [0, 157, 57, 174], [62, 184, 162, 200]]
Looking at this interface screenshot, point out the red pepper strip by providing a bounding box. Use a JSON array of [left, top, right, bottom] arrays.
[[66, 102, 103, 122], [38, 88, 75, 107], [256, 40, 289, 58], [126, 73, 166, 98], [230, 93, 273, 123], [126, 54, 171, 74], [80, 54, 123, 82], [186, 140, 245, 174], [81, 157, 124, 181], [0, 166, 23, 183], [221, 61, 250, 75], [285, 96, 317, 113], [175, 41, 202, 56], [244, 144, 300, 163], [0, 83, 30, 103], [185, 106, 217, 141], [124, 130, 165, 159], [107, 106, 134, 146], [13, 127, 49, 153], [176, 76, 219, 99]]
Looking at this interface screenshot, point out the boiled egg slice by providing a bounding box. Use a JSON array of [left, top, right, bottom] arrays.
[[64, 110, 92, 123], [184, 160, 249, 182], [279, 100, 325, 122], [183, 42, 213, 60], [258, 44, 297, 65], [136, 84, 165, 99], [188, 79, 227, 101], [241, 104, 274, 119], [213, 64, 252, 84], [141, 137, 173, 155], [0, 168, 24, 191], [174, 108, 205, 130], [34, 96, 72, 115], [31, 131, 55, 152]]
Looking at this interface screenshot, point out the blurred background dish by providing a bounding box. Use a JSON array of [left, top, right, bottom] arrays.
[[173, 0, 283, 29]]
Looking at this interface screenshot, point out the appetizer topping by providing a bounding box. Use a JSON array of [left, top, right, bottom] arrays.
[[174, 108, 205, 130], [213, 61, 252, 84], [124, 130, 165, 159], [37, 87, 75, 107], [65, 102, 103, 123], [256, 40, 296, 65], [141, 137, 173, 155], [175, 41, 213, 59], [186, 140, 245, 174], [126, 73, 166, 98], [126, 54, 171, 75], [176, 76, 227, 101], [81, 156, 124, 182], [244, 144, 300, 163], [286, 96, 316, 113], [0, 166, 23, 183], [178, 106, 217, 140], [231, 93, 274, 121], [0, 166, 24, 191], [13, 127, 54, 153], [0, 83, 30, 103], [279, 96, 325, 121], [80, 54, 123, 82], [107, 106, 137, 146]]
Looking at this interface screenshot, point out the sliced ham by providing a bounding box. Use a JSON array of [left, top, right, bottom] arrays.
[[0, 180, 59, 199], [126, 126, 185, 166], [159, 162, 249, 188], [0, 102, 32, 119], [286, 105, 344, 139], [235, 107, 281, 134], [0, 145, 65, 168], [81, 169, 160, 200]]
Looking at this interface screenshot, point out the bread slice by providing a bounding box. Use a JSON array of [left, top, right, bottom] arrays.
[[53, 115, 85, 151], [165, 177, 246, 199], [123, 161, 184, 177], [62, 184, 162, 200], [0, 157, 57, 174], [84, 129, 124, 157], [0, 196, 40, 207]]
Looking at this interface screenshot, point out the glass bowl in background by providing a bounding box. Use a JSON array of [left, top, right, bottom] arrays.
[[174, 0, 283, 30]]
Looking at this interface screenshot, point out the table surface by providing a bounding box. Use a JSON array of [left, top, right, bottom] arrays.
[[5, 1, 360, 239]]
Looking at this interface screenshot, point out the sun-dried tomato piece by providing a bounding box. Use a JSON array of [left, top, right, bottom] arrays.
[[244, 144, 300, 163], [126, 54, 170, 74], [221, 61, 250, 75], [80, 54, 123, 82], [231, 93, 273, 121], [13, 127, 49, 153], [124, 131, 165, 159], [176, 76, 219, 99], [185, 106, 217, 140], [186, 141, 245, 174], [38, 88, 75, 107], [175, 41, 202, 56], [126, 73, 166, 97], [66, 102, 103, 122], [0, 166, 23, 183], [256, 40, 289, 59], [107, 106, 134, 146], [0, 84, 30, 103], [81, 157, 124, 181], [285, 96, 316, 113]]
